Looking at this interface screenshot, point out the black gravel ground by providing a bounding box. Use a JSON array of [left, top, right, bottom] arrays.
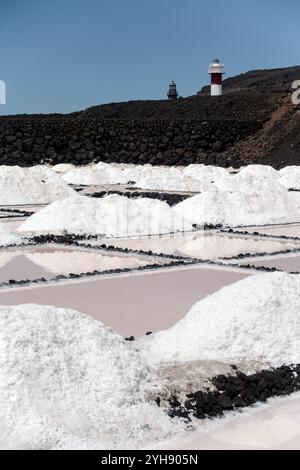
[[166, 365, 300, 421], [89, 190, 191, 206]]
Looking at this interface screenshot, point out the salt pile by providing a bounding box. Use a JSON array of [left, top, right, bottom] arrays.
[[141, 272, 300, 367], [278, 166, 300, 191], [214, 166, 283, 193], [18, 194, 192, 236], [0, 223, 22, 246], [63, 162, 129, 186], [0, 304, 182, 449], [183, 164, 228, 183], [52, 163, 75, 174], [0, 166, 75, 204], [173, 188, 300, 226], [238, 165, 279, 178], [136, 175, 209, 192], [63, 162, 186, 187]]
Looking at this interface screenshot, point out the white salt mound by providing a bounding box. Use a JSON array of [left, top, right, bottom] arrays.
[[278, 166, 300, 177], [237, 165, 279, 179], [183, 164, 228, 183], [136, 175, 209, 192], [174, 188, 300, 227], [278, 167, 300, 191], [52, 163, 75, 174], [118, 164, 183, 185], [0, 223, 22, 246], [63, 163, 129, 186], [18, 194, 192, 236], [214, 170, 284, 194], [141, 272, 300, 367], [0, 304, 181, 449], [0, 166, 75, 204]]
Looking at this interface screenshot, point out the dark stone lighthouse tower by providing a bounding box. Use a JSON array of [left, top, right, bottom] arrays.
[[167, 80, 178, 100]]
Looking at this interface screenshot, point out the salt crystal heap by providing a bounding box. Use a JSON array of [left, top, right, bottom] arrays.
[[278, 166, 300, 191], [0, 166, 75, 204], [141, 272, 300, 368], [63, 162, 184, 187], [136, 175, 209, 192], [52, 163, 75, 174], [214, 164, 281, 193], [18, 194, 192, 236], [174, 164, 300, 227], [62, 162, 129, 185], [0, 222, 22, 246], [0, 304, 184, 450], [183, 164, 228, 183], [174, 187, 300, 227]]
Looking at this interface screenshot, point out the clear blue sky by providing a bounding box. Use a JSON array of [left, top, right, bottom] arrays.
[[1, 0, 299, 115]]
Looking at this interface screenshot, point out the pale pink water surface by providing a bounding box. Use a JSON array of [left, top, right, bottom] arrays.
[[89, 231, 300, 260], [0, 246, 168, 283], [241, 253, 300, 273], [243, 224, 300, 238], [0, 265, 250, 336]]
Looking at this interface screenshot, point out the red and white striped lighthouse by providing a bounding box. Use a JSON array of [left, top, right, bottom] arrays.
[[208, 58, 225, 96]]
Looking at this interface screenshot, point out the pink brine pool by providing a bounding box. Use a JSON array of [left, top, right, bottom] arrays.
[[0, 265, 251, 336], [241, 254, 300, 273], [0, 246, 169, 283], [98, 231, 300, 260]]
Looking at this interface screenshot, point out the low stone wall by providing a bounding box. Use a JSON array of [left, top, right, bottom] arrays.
[[0, 118, 262, 167]]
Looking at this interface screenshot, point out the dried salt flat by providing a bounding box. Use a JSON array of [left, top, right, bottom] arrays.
[[0, 265, 251, 337], [99, 231, 300, 260], [0, 246, 168, 283], [151, 393, 300, 450]]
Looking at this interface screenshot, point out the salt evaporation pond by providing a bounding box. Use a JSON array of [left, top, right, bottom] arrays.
[[241, 253, 300, 273], [99, 231, 300, 260], [0, 265, 251, 337], [243, 224, 300, 238], [0, 246, 167, 283]]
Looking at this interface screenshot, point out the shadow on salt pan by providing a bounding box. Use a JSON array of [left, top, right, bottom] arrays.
[[0, 246, 165, 283], [97, 231, 300, 260]]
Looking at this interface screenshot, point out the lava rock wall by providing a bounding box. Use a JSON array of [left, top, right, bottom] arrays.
[[0, 118, 261, 168]]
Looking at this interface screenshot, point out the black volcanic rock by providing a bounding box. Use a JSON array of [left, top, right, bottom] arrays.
[[0, 65, 299, 168]]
